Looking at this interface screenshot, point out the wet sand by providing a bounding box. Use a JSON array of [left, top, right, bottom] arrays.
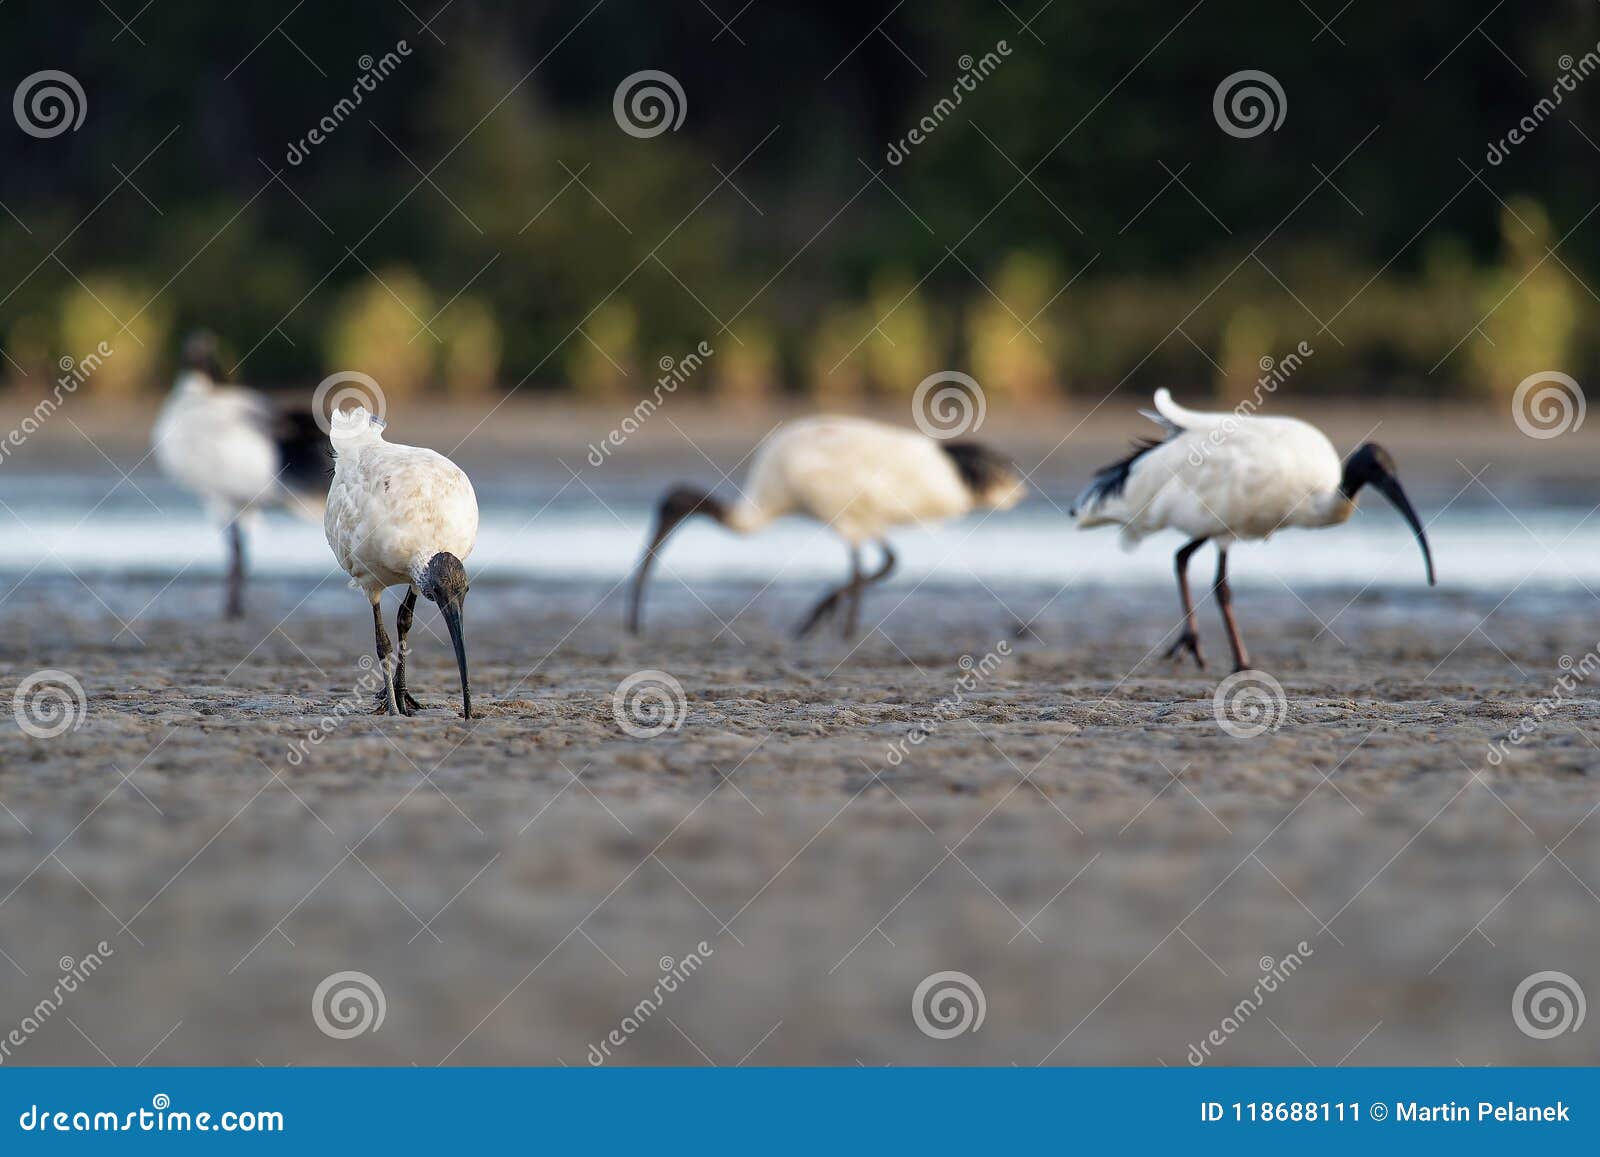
[[2, 574, 1598, 1066]]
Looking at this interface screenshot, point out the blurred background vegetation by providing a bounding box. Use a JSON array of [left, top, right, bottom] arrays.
[[3, 0, 1599, 407]]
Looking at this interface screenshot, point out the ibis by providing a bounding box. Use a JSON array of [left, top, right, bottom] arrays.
[[627, 415, 1026, 639], [324, 405, 478, 718], [151, 331, 329, 618], [1071, 388, 1435, 671]]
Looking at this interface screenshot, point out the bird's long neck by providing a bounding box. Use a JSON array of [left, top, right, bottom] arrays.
[[722, 496, 769, 535], [1311, 491, 1357, 527]]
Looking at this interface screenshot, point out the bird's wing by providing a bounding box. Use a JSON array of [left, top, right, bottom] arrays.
[[334, 443, 480, 576], [774, 418, 971, 532]]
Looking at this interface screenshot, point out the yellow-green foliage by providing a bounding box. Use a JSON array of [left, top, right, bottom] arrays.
[[1217, 306, 1276, 404], [567, 299, 638, 399], [58, 277, 168, 395], [440, 296, 502, 396], [326, 268, 436, 398], [714, 321, 779, 405], [808, 304, 872, 406], [863, 273, 938, 395], [967, 251, 1064, 402], [1469, 198, 1579, 397]]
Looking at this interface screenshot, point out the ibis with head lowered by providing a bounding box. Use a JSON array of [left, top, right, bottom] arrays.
[[628, 415, 1026, 639], [324, 406, 478, 718]]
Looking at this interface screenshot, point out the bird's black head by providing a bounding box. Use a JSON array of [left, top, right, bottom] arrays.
[[420, 552, 473, 719], [658, 485, 725, 524], [180, 330, 224, 379], [1339, 442, 1399, 499], [420, 552, 470, 607], [1340, 442, 1436, 587], [940, 442, 1026, 510], [626, 485, 729, 634]]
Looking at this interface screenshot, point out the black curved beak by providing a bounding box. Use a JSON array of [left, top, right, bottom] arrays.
[[1373, 474, 1436, 587], [441, 596, 472, 719], [627, 506, 687, 635]]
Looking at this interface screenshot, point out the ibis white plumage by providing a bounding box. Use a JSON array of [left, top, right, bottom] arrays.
[[324, 406, 479, 718], [627, 415, 1027, 638], [1072, 388, 1435, 671], [151, 332, 328, 618]]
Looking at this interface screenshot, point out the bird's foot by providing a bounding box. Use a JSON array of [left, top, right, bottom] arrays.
[[371, 689, 419, 716], [1165, 629, 1207, 670]]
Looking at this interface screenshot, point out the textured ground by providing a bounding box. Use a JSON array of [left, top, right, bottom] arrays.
[[2, 574, 1598, 1066]]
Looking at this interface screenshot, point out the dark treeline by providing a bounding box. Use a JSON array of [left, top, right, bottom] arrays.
[[1, 0, 1596, 401]]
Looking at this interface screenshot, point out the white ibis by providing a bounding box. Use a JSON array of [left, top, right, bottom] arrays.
[[1071, 388, 1435, 671], [323, 405, 478, 718], [627, 415, 1026, 638], [151, 331, 329, 618]]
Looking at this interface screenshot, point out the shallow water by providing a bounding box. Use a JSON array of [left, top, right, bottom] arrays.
[[0, 470, 1591, 592]]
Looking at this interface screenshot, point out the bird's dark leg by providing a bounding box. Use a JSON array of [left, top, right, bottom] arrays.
[[797, 541, 900, 641], [391, 587, 422, 715], [848, 541, 897, 639], [1213, 545, 1250, 672], [796, 547, 857, 636], [370, 595, 401, 716], [840, 544, 868, 640], [224, 521, 246, 620], [1164, 537, 1209, 669]]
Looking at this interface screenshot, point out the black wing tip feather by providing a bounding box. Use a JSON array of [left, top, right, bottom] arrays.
[[1071, 437, 1164, 516], [939, 441, 1015, 497], [274, 407, 334, 493]]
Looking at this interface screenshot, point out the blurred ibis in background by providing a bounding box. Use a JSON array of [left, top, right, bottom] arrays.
[[151, 331, 329, 618], [628, 415, 1027, 640]]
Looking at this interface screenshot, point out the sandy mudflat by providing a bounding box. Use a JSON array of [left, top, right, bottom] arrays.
[[2, 573, 1598, 1067]]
